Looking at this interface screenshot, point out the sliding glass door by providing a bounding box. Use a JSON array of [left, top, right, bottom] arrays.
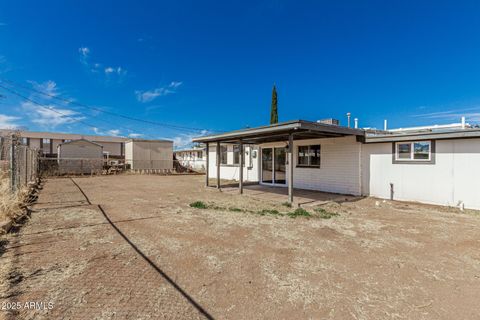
[[261, 147, 286, 185]]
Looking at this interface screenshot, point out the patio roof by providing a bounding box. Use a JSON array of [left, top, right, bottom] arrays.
[[192, 120, 365, 144]]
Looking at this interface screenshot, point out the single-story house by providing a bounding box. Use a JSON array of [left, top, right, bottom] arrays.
[[57, 139, 104, 174], [192, 119, 480, 210], [174, 147, 206, 171]]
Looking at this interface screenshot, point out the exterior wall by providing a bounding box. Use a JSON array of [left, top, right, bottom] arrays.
[[29, 138, 41, 150], [58, 140, 103, 159], [206, 136, 362, 195], [362, 138, 480, 210], [98, 141, 122, 157], [290, 136, 362, 195], [125, 140, 173, 170], [207, 144, 259, 182], [57, 140, 103, 174]]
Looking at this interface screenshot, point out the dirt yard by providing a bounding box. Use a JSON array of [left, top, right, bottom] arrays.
[[1, 175, 480, 319]]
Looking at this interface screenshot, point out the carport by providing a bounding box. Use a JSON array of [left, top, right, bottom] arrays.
[[192, 120, 365, 203]]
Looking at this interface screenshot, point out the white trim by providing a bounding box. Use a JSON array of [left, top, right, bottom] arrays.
[[395, 141, 431, 161]]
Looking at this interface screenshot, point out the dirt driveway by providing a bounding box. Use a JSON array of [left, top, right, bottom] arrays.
[[1, 175, 480, 319]]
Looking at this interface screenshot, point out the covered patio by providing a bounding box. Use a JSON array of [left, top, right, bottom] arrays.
[[193, 120, 365, 204], [220, 183, 362, 207]]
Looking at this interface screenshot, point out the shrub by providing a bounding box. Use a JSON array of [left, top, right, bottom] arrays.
[[288, 208, 311, 218], [189, 201, 208, 209]]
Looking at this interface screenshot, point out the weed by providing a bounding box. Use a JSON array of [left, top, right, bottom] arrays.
[[314, 207, 340, 219], [257, 209, 282, 216], [189, 201, 208, 209], [288, 208, 311, 218], [281, 202, 292, 208], [228, 207, 243, 212]]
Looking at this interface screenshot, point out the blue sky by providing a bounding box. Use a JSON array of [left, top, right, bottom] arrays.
[[1, 1, 480, 147]]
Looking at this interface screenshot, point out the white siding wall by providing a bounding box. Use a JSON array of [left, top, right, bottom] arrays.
[[207, 145, 259, 182], [362, 138, 480, 210]]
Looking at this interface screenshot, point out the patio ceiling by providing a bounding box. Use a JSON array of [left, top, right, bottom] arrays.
[[193, 120, 365, 144]]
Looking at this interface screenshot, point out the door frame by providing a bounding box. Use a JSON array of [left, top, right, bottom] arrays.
[[260, 146, 287, 186]]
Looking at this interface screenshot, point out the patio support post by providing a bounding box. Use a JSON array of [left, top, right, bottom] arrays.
[[216, 141, 221, 189], [288, 133, 294, 204], [239, 140, 243, 194], [205, 143, 209, 187]]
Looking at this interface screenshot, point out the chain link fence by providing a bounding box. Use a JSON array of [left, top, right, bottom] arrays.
[[0, 134, 40, 193]]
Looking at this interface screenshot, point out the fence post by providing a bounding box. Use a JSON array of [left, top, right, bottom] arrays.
[[25, 147, 28, 186], [9, 135, 16, 192]]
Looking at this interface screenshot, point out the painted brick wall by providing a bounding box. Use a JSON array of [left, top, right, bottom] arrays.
[[291, 136, 362, 195]]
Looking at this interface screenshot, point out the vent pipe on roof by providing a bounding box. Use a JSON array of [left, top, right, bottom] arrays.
[[461, 116, 466, 129], [346, 113, 351, 128], [354, 118, 358, 129], [384, 119, 388, 131]]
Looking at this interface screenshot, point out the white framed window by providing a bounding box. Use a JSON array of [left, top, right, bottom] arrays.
[[297, 145, 321, 167], [395, 141, 432, 162]]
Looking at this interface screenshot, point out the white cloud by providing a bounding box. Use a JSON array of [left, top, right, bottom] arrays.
[[128, 133, 143, 138], [135, 81, 183, 103], [79, 47, 127, 79], [0, 114, 19, 129], [172, 130, 208, 149], [23, 102, 84, 127], [79, 47, 90, 65], [28, 80, 59, 97], [107, 129, 121, 136], [414, 107, 480, 122]]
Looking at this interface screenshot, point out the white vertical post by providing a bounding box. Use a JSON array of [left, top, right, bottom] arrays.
[[205, 143, 209, 187], [216, 141, 221, 189], [288, 133, 294, 204], [384, 119, 388, 131], [461, 116, 466, 129], [239, 140, 243, 194], [354, 118, 358, 129]]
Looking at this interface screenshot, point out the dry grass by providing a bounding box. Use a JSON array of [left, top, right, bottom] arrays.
[[0, 171, 28, 222]]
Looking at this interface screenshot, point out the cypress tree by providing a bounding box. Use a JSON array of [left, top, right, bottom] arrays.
[[270, 84, 278, 124]]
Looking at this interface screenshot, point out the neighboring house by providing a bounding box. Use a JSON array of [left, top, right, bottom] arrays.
[[57, 139, 104, 174], [0, 129, 127, 158], [125, 139, 173, 170], [174, 147, 206, 171], [193, 118, 480, 210]]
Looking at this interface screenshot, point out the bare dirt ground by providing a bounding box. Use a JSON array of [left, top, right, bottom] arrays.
[[1, 175, 480, 320]]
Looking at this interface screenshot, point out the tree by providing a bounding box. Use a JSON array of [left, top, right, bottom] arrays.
[[270, 84, 278, 124]]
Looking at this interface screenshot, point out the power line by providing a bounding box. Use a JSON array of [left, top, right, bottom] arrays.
[[0, 78, 221, 133], [0, 82, 160, 139], [0, 83, 124, 136]]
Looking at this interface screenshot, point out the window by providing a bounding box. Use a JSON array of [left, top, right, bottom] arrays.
[[220, 145, 228, 164], [197, 151, 203, 159], [41, 138, 51, 154], [395, 141, 432, 162], [233, 145, 240, 165], [297, 145, 321, 167]]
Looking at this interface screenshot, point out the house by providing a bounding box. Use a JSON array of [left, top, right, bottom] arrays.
[[57, 139, 104, 174], [193, 118, 480, 210], [125, 139, 173, 170], [0, 129, 127, 158], [174, 147, 206, 171]]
